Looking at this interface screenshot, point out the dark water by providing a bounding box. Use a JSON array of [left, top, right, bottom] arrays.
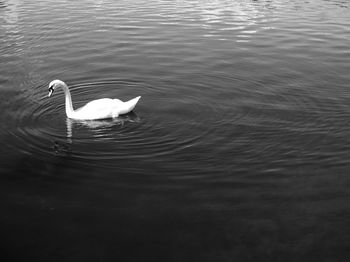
[[1, 0, 350, 261]]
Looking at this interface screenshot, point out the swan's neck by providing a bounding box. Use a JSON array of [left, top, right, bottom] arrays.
[[62, 84, 75, 117]]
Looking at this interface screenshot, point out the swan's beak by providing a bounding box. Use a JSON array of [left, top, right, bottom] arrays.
[[48, 88, 54, 98]]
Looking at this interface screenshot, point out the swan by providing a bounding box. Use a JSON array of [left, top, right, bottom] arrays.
[[47, 79, 141, 120]]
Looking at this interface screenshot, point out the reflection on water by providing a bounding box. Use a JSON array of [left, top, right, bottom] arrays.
[[1, 0, 20, 42], [2, 0, 19, 25], [194, 0, 277, 41], [65, 112, 140, 140], [51, 112, 140, 160], [1, 0, 350, 261]]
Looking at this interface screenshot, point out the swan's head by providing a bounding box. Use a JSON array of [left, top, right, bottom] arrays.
[[48, 79, 66, 97]]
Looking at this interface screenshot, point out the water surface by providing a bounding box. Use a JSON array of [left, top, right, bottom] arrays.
[[1, 0, 350, 261]]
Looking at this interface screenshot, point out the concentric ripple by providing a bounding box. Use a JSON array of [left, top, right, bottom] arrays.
[[1, 0, 349, 176], [3, 67, 349, 173], [3, 78, 245, 166]]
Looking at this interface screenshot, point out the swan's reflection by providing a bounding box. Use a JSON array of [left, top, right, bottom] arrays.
[[66, 112, 140, 141], [52, 112, 139, 156]]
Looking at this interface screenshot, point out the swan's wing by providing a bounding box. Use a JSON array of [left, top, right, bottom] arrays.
[[73, 97, 139, 120], [74, 98, 119, 120], [82, 98, 122, 110]]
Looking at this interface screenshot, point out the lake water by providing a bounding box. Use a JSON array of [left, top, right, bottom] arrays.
[[1, 0, 350, 261]]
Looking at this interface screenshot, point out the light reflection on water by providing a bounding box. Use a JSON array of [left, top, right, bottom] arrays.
[[1, 0, 350, 261]]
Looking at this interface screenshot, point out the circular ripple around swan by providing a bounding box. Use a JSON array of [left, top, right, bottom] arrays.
[[6, 74, 347, 171], [7, 79, 225, 166], [60, 79, 220, 162]]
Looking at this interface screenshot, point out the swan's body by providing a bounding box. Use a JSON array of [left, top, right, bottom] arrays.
[[48, 80, 141, 120]]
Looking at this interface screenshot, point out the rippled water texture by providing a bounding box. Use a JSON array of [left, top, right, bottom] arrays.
[[1, 0, 350, 261]]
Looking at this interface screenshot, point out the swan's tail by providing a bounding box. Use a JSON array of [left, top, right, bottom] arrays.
[[121, 96, 141, 114]]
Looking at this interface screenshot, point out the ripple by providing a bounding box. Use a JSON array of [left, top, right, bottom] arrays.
[[3, 63, 348, 175], [4, 78, 240, 166], [0, 74, 254, 167], [1, 0, 349, 176]]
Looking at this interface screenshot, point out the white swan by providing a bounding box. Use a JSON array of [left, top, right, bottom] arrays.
[[48, 79, 141, 120]]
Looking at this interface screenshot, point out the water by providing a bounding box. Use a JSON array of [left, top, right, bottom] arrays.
[[1, 0, 350, 261]]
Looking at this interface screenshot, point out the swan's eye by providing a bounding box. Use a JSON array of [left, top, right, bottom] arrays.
[[48, 85, 54, 97]]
